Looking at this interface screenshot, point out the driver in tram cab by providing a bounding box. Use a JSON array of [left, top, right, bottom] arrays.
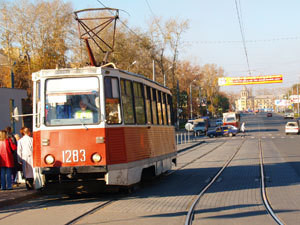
[[74, 99, 93, 119]]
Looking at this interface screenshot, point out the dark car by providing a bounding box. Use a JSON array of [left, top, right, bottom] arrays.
[[267, 112, 272, 117], [207, 125, 238, 138]]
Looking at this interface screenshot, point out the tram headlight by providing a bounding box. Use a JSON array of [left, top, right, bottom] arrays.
[[45, 154, 55, 165], [92, 153, 101, 163]]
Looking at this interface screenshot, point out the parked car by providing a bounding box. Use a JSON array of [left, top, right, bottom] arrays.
[[193, 121, 208, 135], [284, 112, 294, 119], [267, 112, 272, 117], [215, 119, 223, 126], [207, 125, 238, 138], [285, 121, 299, 135], [185, 118, 208, 135]]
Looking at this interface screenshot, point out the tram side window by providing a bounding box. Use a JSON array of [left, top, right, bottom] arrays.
[[121, 79, 135, 124], [157, 91, 163, 125], [167, 94, 172, 125], [105, 77, 122, 124], [162, 93, 167, 125], [145, 86, 152, 124], [133, 82, 146, 124], [151, 88, 158, 125]]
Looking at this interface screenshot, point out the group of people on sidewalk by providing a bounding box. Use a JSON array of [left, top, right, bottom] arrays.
[[0, 127, 34, 191]]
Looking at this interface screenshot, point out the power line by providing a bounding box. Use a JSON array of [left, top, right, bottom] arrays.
[[185, 36, 300, 45], [234, 0, 251, 76], [144, 0, 166, 37], [95, 0, 142, 40]]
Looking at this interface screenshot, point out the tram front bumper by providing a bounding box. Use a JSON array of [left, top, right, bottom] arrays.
[[41, 166, 107, 175]]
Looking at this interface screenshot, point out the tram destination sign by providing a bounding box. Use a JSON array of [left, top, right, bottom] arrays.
[[218, 75, 283, 86]]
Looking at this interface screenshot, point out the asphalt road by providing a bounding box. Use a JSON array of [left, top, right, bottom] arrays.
[[1, 112, 300, 225]]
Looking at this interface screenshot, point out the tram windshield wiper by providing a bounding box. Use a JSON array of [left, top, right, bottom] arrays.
[[80, 119, 88, 130]]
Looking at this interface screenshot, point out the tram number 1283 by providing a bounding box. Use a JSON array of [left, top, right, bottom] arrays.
[[62, 149, 86, 163]]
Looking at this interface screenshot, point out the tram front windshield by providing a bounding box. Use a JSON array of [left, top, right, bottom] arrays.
[[225, 117, 235, 123], [45, 77, 100, 126]]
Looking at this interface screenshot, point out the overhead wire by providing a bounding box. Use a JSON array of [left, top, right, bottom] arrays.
[[234, 0, 251, 76], [185, 36, 300, 45], [95, 0, 143, 41], [144, 0, 166, 38]]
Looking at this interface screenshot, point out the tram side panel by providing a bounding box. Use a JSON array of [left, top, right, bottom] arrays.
[[105, 126, 176, 185]]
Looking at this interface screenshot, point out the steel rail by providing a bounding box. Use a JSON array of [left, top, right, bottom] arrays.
[[184, 139, 245, 225], [167, 140, 227, 176], [64, 199, 115, 225], [259, 139, 285, 225]]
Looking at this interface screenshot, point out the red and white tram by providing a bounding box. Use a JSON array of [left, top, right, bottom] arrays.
[[32, 65, 177, 189], [222, 112, 241, 129]]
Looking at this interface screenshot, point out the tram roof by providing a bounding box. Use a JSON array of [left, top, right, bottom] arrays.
[[32, 66, 170, 91]]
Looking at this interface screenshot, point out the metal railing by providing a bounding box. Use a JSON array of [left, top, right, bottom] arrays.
[[176, 131, 203, 145]]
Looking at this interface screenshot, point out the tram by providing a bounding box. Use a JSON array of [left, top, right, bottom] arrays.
[[222, 112, 241, 129], [32, 65, 177, 189]]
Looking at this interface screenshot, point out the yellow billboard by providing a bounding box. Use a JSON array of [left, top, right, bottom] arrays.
[[218, 75, 283, 86]]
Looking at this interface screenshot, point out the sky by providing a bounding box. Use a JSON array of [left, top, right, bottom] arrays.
[[70, 0, 300, 96]]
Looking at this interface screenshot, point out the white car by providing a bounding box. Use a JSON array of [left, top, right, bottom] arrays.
[[284, 112, 294, 119], [285, 122, 299, 134]]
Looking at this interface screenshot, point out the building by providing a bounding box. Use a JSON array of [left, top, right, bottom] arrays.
[[0, 88, 27, 133], [235, 86, 254, 111], [235, 86, 275, 112], [254, 95, 274, 111]]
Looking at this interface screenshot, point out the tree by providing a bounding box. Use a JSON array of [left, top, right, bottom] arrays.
[[0, 0, 73, 95], [148, 17, 189, 89], [201, 64, 224, 116]]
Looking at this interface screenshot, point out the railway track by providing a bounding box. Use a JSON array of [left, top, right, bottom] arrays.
[[259, 139, 284, 225], [184, 139, 246, 225], [184, 137, 286, 225], [64, 199, 115, 225], [65, 139, 233, 225], [168, 140, 228, 176]]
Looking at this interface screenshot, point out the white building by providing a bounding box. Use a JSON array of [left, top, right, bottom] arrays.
[[0, 87, 27, 133]]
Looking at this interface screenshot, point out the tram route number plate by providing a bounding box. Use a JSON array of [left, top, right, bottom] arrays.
[[62, 149, 86, 163]]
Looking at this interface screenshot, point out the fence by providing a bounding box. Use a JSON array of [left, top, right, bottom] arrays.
[[176, 131, 203, 145]]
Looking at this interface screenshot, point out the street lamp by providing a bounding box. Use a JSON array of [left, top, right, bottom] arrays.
[[127, 60, 136, 71], [163, 66, 173, 86], [190, 79, 197, 119]]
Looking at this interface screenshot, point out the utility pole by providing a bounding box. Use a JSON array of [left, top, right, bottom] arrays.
[[176, 80, 180, 129], [152, 60, 155, 81], [11, 62, 16, 133], [297, 83, 299, 117], [190, 83, 193, 119], [199, 87, 201, 117]]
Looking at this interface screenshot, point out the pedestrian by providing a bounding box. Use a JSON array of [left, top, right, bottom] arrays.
[[5, 127, 19, 185], [17, 127, 34, 190], [241, 122, 245, 134], [0, 130, 16, 190]]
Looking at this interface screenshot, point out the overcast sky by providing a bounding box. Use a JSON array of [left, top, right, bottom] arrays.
[[71, 0, 300, 95]]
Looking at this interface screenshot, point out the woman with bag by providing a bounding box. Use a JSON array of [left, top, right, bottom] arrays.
[[0, 130, 16, 190]]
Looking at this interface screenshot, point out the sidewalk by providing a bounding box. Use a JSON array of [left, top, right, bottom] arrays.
[[0, 140, 204, 209], [0, 183, 39, 208]]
